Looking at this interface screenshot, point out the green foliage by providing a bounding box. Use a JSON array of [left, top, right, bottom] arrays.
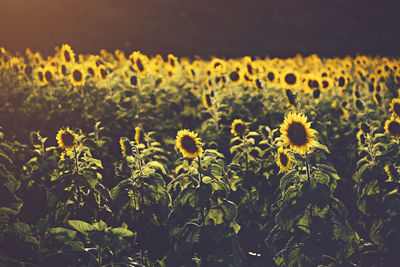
[[267, 149, 359, 266]]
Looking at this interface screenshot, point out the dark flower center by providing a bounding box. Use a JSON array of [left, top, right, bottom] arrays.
[[287, 122, 307, 146], [64, 51, 71, 62], [100, 68, 108, 79], [267, 72, 275, 82], [279, 152, 289, 166], [322, 81, 329, 89], [61, 132, 75, 147], [38, 71, 44, 81], [234, 123, 246, 136], [88, 67, 94, 76], [73, 70, 82, 82], [61, 65, 67, 75], [181, 135, 198, 154], [285, 73, 296, 85], [45, 71, 52, 82], [25, 65, 32, 76], [388, 121, 400, 136], [136, 59, 144, 72], [247, 64, 253, 75], [170, 58, 175, 67], [230, 71, 239, 82]]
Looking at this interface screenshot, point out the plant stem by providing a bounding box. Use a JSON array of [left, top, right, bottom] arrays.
[[305, 157, 311, 183]]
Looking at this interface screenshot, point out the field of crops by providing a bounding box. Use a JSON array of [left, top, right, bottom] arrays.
[[0, 45, 399, 266]]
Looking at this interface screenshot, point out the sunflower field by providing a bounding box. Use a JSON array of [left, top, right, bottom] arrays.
[[0, 45, 400, 266]]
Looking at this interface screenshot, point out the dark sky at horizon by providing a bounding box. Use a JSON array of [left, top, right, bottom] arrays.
[[0, 0, 399, 58]]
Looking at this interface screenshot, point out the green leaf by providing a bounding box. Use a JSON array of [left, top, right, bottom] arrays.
[[12, 222, 31, 235], [313, 142, 330, 154], [64, 241, 85, 251], [92, 220, 107, 231], [230, 144, 242, 154], [313, 171, 330, 186], [280, 170, 297, 193], [110, 228, 134, 237], [68, 220, 94, 235], [0, 152, 12, 165], [50, 227, 77, 240], [147, 161, 167, 174]]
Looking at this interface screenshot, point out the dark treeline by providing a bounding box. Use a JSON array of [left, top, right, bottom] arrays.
[[1, 0, 398, 58]]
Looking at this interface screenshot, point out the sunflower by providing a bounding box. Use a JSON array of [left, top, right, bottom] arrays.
[[84, 61, 97, 79], [229, 70, 242, 84], [98, 66, 108, 80], [56, 128, 78, 152], [243, 56, 255, 77], [384, 164, 399, 181], [60, 44, 75, 65], [176, 129, 203, 158], [320, 77, 333, 91], [385, 116, 400, 139], [277, 147, 292, 172], [167, 54, 179, 69], [43, 66, 54, 85], [390, 98, 400, 117], [70, 65, 85, 86], [282, 70, 299, 89], [280, 112, 317, 154], [231, 119, 248, 137], [129, 51, 148, 77], [210, 58, 226, 75]]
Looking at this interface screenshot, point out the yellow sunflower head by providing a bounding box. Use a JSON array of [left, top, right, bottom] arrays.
[[56, 128, 78, 152], [229, 70, 242, 84], [129, 51, 148, 77], [385, 116, 400, 139], [70, 65, 85, 86], [176, 129, 203, 158], [43, 66, 54, 85], [277, 147, 292, 172], [282, 70, 299, 89], [60, 44, 75, 65], [390, 98, 400, 117], [231, 119, 248, 137], [280, 112, 317, 154]]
